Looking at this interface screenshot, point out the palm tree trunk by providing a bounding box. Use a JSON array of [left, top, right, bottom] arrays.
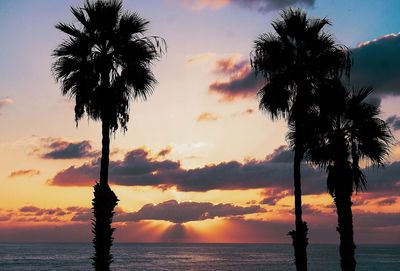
[[289, 147, 308, 271], [92, 120, 119, 271], [335, 190, 356, 271]]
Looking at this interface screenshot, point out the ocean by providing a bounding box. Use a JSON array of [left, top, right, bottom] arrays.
[[0, 243, 398, 270]]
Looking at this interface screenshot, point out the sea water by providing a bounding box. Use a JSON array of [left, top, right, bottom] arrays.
[[0, 243, 398, 270]]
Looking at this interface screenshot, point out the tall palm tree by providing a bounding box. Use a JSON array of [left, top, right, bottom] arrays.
[[52, 1, 165, 270], [308, 85, 393, 271], [251, 9, 350, 271]]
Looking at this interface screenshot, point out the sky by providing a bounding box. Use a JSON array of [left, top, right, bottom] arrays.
[[0, 0, 399, 243]]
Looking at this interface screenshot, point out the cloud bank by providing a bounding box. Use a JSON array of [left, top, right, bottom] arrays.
[[48, 145, 400, 198], [116, 200, 263, 223], [180, 0, 315, 12], [208, 34, 400, 103], [48, 146, 326, 194], [350, 33, 400, 99]]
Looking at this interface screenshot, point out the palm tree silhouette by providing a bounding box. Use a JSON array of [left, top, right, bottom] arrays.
[[308, 84, 393, 271], [251, 9, 350, 271], [52, 0, 165, 270]]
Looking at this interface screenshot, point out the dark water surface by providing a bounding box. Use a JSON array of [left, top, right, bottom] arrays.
[[0, 243, 398, 270]]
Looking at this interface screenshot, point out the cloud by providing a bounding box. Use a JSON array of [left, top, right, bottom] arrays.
[[350, 33, 400, 99], [214, 57, 247, 75], [115, 200, 263, 224], [179, 0, 230, 10], [179, 0, 315, 12], [386, 115, 400, 131], [48, 146, 325, 193], [231, 108, 255, 117], [265, 145, 293, 163], [66, 206, 91, 213], [71, 210, 93, 222], [260, 188, 290, 205], [209, 57, 262, 101], [0, 205, 92, 224], [1, 203, 399, 243], [157, 146, 173, 157], [0, 97, 13, 114], [243, 108, 255, 115], [9, 169, 40, 178], [48, 145, 400, 198], [0, 214, 12, 222], [67, 206, 93, 222], [66, 200, 263, 224], [197, 112, 219, 122], [49, 148, 181, 187], [376, 197, 397, 206], [363, 161, 400, 194], [207, 34, 400, 103], [298, 204, 323, 215], [19, 206, 41, 212], [197, 109, 255, 122], [186, 52, 217, 64], [232, 0, 315, 12], [39, 138, 99, 159], [19, 206, 67, 216]]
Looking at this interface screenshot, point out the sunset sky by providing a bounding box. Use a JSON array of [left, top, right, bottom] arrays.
[[0, 0, 399, 243]]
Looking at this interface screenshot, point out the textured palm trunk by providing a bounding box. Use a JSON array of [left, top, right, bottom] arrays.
[[289, 148, 308, 271], [92, 120, 119, 271], [335, 190, 356, 271]]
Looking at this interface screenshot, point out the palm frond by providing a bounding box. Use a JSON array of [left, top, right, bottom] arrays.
[[52, 0, 165, 132]]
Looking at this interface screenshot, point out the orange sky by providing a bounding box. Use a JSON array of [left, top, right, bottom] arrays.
[[0, 0, 399, 243]]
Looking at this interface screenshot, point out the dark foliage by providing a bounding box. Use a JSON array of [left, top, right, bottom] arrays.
[[52, 1, 165, 269], [307, 85, 393, 271], [251, 9, 350, 271]]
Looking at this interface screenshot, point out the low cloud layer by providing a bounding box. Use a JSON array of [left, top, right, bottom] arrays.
[[1, 211, 398, 243], [48, 146, 400, 197], [116, 200, 263, 224], [38, 138, 99, 159], [1, 198, 398, 243], [48, 146, 326, 194], [4, 201, 263, 225], [0, 205, 89, 223]]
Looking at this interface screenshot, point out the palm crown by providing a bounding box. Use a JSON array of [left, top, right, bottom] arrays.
[[251, 9, 350, 123], [52, 0, 166, 132], [308, 86, 393, 195]]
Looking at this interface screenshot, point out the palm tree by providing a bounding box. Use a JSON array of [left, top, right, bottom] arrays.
[[308, 85, 393, 271], [52, 1, 165, 269], [251, 9, 350, 271]]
